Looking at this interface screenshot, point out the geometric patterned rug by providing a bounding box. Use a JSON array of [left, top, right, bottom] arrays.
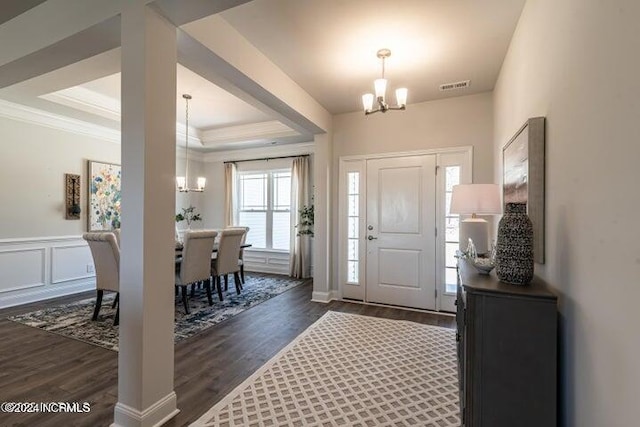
[[8, 273, 304, 352], [191, 311, 460, 427]]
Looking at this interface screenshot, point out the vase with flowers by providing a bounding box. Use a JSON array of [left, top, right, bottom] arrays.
[[175, 205, 202, 230]]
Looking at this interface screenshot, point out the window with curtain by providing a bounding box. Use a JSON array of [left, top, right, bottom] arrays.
[[237, 169, 291, 251]]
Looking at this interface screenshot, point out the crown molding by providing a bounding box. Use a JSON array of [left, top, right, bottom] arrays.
[[176, 125, 203, 147], [202, 141, 315, 163], [40, 86, 121, 122], [0, 98, 206, 146], [41, 87, 203, 147], [0, 99, 302, 153], [200, 120, 298, 146], [0, 98, 120, 144]]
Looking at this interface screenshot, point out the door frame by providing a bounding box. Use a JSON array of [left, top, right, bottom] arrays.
[[338, 146, 473, 312]]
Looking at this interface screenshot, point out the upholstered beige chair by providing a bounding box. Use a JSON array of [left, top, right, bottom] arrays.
[[112, 228, 121, 248], [225, 226, 250, 286], [83, 232, 120, 325], [211, 228, 245, 300], [176, 230, 217, 313]]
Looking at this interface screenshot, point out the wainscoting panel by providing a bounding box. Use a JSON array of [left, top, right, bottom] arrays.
[[0, 238, 296, 308], [51, 244, 94, 284], [0, 247, 45, 293], [244, 250, 290, 275], [0, 236, 95, 309]]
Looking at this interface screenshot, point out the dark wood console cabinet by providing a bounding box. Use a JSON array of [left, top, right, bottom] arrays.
[[456, 259, 557, 427]]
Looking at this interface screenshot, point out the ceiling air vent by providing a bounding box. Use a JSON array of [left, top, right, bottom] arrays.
[[439, 80, 471, 92]]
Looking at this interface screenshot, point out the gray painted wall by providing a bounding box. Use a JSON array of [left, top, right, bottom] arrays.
[[493, 1, 640, 425]]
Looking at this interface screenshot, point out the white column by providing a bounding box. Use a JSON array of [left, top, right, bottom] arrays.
[[114, 4, 178, 427], [312, 132, 333, 302]]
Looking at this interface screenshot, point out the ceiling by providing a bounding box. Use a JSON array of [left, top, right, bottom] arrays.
[[0, 0, 526, 152], [222, 0, 527, 114], [45, 65, 273, 130]]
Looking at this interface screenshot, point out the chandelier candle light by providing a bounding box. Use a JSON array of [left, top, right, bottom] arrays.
[[362, 49, 408, 115], [176, 94, 206, 192]]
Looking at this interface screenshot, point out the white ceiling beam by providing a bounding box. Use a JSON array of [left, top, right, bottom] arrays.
[[0, 0, 48, 25], [0, 0, 132, 67], [0, 16, 121, 89], [152, 0, 253, 26], [178, 16, 332, 135], [0, 0, 251, 89]]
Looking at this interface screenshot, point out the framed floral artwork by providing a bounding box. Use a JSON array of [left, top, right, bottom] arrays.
[[88, 160, 121, 231]]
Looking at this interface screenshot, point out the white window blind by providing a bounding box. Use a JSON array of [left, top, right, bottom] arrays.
[[237, 169, 291, 251]]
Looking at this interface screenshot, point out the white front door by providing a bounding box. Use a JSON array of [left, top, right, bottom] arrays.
[[365, 155, 437, 310]]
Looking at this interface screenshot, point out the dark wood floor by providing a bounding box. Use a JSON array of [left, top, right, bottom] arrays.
[[0, 278, 454, 427]]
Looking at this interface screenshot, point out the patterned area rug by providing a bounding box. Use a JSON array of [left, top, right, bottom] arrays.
[[9, 273, 304, 352], [192, 311, 460, 427]]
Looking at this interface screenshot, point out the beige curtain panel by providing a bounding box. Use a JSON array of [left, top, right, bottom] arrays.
[[224, 162, 238, 227], [289, 156, 311, 278]]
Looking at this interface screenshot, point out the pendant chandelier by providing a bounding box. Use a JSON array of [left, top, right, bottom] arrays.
[[176, 94, 206, 192], [362, 49, 408, 115]]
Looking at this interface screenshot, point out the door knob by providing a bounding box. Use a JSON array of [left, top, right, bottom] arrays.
[[367, 235, 377, 240]]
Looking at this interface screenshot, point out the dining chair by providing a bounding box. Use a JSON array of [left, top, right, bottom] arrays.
[[83, 232, 120, 326], [113, 228, 121, 248], [176, 230, 217, 314], [211, 228, 245, 300], [225, 226, 250, 286]]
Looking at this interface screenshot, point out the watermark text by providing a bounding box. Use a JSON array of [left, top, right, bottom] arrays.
[[1, 402, 91, 413]]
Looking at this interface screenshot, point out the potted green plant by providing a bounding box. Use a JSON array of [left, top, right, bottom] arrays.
[[175, 205, 202, 229], [296, 204, 314, 237]]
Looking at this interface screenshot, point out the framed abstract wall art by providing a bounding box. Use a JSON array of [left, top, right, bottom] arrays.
[[502, 117, 545, 263], [88, 160, 121, 232]]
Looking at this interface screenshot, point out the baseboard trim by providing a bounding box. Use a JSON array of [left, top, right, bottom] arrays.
[[0, 279, 95, 309], [112, 391, 179, 427], [311, 290, 338, 303]]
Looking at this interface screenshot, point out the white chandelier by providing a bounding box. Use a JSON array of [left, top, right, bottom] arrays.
[[362, 49, 408, 115], [176, 94, 206, 192]]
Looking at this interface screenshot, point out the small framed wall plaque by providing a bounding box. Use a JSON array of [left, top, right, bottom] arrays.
[[65, 173, 81, 220]]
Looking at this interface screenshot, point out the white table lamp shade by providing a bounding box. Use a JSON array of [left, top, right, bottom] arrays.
[[450, 184, 502, 254], [450, 184, 502, 215]]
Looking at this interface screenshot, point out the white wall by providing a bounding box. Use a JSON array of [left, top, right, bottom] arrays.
[[333, 92, 494, 183], [493, 1, 640, 426], [0, 116, 120, 238], [331, 92, 495, 292], [0, 116, 121, 306], [0, 115, 197, 306]]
